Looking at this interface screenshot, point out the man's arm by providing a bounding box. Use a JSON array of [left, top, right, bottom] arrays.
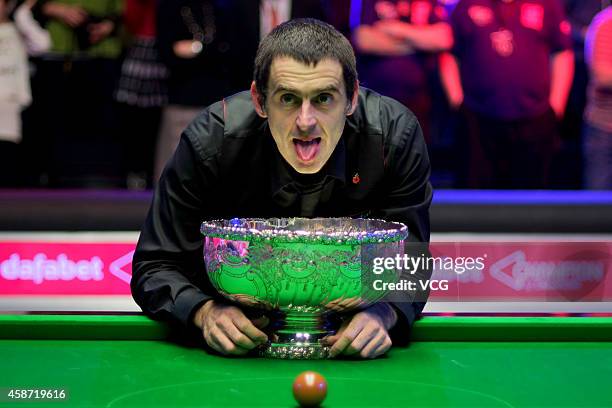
[[41, 1, 88, 28], [325, 103, 433, 356], [131, 131, 214, 328], [88, 0, 122, 45], [549, 49, 575, 118], [374, 105, 433, 343], [13, 1, 52, 55], [588, 19, 612, 89], [131, 107, 268, 354], [546, 0, 574, 118], [374, 21, 453, 52], [439, 52, 464, 109], [352, 25, 415, 56]]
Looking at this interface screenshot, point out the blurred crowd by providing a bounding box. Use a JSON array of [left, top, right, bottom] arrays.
[[0, 0, 610, 190]]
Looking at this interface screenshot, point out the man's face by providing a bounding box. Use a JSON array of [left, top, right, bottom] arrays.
[[258, 57, 355, 174]]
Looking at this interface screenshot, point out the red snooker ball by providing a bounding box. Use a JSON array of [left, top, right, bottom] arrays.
[[292, 371, 327, 407]]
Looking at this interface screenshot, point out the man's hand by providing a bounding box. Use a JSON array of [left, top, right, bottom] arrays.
[[23, 0, 39, 9], [353, 25, 415, 56], [173, 40, 200, 59], [193, 300, 269, 356], [43, 3, 88, 28], [322, 303, 397, 359], [375, 19, 411, 40], [88, 20, 114, 45]]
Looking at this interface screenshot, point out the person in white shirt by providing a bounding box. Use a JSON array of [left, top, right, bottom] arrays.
[[0, 0, 33, 186], [0, 0, 31, 143]]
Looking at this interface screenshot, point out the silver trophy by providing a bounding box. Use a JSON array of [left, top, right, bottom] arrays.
[[201, 217, 408, 359]]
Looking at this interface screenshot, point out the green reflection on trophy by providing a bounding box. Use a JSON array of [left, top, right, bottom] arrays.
[[201, 218, 408, 359]]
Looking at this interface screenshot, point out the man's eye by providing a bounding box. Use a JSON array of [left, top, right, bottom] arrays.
[[280, 94, 297, 105], [315, 93, 333, 105]]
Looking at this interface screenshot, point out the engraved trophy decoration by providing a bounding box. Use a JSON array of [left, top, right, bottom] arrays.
[[201, 218, 408, 359]]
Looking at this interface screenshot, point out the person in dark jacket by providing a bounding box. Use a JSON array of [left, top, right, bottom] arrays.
[[132, 19, 432, 359]]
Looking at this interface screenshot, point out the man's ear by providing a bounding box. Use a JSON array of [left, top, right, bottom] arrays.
[[346, 80, 359, 116], [251, 81, 267, 118]]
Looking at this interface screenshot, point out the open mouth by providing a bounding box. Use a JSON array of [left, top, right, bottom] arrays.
[[293, 137, 322, 163]]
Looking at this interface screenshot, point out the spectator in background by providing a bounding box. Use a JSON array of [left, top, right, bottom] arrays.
[[154, 0, 233, 182], [552, 0, 604, 188], [583, 4, 612, 189], [0, 0, 32, 186], [154, 0, 328, 182], [115, 0, 168, 190], [351, 0, 453, 142], [440, 0, 574, 189], [42, 0, 122, 56], [36, 0, 123, 187]]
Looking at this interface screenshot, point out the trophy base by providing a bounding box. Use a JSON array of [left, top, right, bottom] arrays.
[[261, 341, 331, 359], [258, 311, 334, 359]]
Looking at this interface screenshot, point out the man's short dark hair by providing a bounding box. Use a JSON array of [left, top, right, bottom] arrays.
[[254, 18, 358, 107]]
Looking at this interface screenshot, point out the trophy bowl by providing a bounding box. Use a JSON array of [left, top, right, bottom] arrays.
[[201, 217, 408, 359]]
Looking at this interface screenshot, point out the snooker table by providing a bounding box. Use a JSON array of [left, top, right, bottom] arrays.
[[2, 315, 612, 408]]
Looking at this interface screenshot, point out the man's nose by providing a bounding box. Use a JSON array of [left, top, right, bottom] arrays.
[[296, 101, 317, 132]]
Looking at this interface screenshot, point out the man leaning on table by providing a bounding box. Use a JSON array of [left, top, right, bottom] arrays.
[[131, 19, 432, 359]]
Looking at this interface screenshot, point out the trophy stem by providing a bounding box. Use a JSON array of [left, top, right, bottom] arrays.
[[261, 311, 332, 359]]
